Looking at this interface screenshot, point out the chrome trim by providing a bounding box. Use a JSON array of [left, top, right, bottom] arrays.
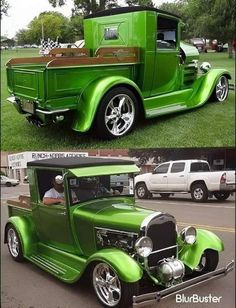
[[133, 260, 234, 307], [7, 96, 16, 103], [36, 108, 70, 115], [149, 244, 178, 255], [95, 227, 138, 237], [140, 212, 162, 234]]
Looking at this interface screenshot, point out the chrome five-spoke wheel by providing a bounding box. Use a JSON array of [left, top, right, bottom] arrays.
[[6, 225, 24, 262], [94, 87, 138, 140], [93, 263, 121, 307], [214, 75, 229, 102], [105, 94, 135, 137]]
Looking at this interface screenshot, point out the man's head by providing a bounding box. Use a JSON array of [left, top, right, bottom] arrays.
[[52, 175, 64, 193]]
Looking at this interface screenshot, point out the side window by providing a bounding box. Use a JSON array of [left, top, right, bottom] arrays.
[[36, 169, 62, 201], [170, 163, 185, 173], [190, 163, 210, 172], [154, 163, 170, 174], [157, 16, 178, 49]]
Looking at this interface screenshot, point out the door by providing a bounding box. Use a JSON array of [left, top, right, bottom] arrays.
[[151, 15, 180, 97], [149, 163, 170, 191], [167, 162, 187, 191], [32, 168, 75, 253]]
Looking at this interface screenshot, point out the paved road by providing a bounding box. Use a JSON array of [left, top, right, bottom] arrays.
[[1, 185, 235, 308]]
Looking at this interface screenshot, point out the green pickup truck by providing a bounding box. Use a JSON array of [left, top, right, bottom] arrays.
[[4, 157, 234, 307], [7, 7, 231, 139]]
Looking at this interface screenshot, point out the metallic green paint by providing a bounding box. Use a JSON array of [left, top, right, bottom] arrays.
[[72, 75, 142, 132], [5, 216, 38, 257], [87, 248, 143, 283], [69, 164, 140, 177], [178, 229, 224, 270]]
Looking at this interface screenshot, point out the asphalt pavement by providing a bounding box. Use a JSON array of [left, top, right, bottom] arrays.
[[1, 184, 235, 308]]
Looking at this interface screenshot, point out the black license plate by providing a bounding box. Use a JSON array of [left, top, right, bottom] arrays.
[[21, 101, 35, 114]]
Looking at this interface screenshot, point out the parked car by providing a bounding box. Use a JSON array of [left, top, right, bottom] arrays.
[[189, 38, 206, 52], [135, 160, 235, 202], [110, 174, 130, 193], [6, 7, 231, 140], [0, 175, 19, 187], [4, 157, 234, 307]]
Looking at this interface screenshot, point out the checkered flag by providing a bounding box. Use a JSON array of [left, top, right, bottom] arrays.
[[39, 38, 60, 56]]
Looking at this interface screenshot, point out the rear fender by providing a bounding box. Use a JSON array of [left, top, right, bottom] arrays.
[[87, 248, 143, 283], [178, 229, 224, 270], [190, 69, 231, 107], [4, 216, 38, 257], [72, 76, 143, 132]]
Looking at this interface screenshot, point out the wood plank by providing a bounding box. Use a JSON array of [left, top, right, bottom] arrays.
[[49, 48, 89, 57]]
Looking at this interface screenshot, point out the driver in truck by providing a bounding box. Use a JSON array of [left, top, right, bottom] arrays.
[[43, 176, 65, 205]]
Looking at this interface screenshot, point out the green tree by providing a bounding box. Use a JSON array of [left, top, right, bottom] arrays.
[[125, 0, 154, 7], [0, 0, 10, 18]]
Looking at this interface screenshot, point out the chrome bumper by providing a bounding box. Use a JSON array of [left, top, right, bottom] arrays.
[[133, 260, 234, 307]]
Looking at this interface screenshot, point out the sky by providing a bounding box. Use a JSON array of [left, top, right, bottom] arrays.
[[1, 0, 174, 38]]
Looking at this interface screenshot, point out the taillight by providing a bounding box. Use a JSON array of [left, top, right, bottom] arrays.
[[220, 172, 226, 184]]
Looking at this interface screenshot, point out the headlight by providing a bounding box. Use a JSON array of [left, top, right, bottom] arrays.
[[135, 236, 153, 257], [180, 226, 196, 245], [200, 62, 211, 73]]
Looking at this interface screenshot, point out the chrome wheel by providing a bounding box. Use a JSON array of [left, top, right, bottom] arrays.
[[93, 263, 121, 307], [215, 76, 228, 101], [105, 94, 135, 136], [7, 228, 20, 258]]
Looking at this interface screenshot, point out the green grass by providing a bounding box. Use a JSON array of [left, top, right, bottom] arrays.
[[1, 49, 235, 150]]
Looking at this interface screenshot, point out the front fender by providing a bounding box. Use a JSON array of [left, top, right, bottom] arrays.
[[179, 229, 224, 270], [4, 216, 38, 257], [86, 248, 143, 283], [190, 68, 231, 107], [72, 76, 143, 132]]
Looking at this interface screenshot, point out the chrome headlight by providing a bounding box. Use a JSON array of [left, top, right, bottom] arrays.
[[135, 236, 153, 257], [180, 226, 196, 245], [200, 62, 211, 73]]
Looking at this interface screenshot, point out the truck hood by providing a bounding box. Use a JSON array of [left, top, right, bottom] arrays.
[[74, 197, 154, 233], [180, 41, 199, 63], [135, 173, 152, 184]]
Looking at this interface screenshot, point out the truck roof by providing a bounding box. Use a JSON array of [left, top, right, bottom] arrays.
[[85, 6, 180, 20], [27, 157, 136, 168]]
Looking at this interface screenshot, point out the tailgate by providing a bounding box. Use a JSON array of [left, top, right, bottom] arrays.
[[7, 66, 45, 100]]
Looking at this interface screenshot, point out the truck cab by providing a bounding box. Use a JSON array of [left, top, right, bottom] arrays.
[[6, 7, 231, 139]]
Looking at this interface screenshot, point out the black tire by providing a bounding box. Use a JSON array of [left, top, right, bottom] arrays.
[[193, 249, 219, 275], [213, 191, 231, 201], [209, 75, 229, 102], [191, 183, 208, 202], [160, 193, 171, 199], [6, 224, 24, 262], [92, 262, 139, 308], [6, 182, 12, 187], [135, 183, 150, 199], [94, 87, 139, 140]]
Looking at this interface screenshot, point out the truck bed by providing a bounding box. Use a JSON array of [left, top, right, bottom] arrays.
[[7, 195, 32, 217], [6, 47, 140, 106]]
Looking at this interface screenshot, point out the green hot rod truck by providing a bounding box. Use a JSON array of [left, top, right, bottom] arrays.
[[4, 157, 234, 307], [6, 7, 231, 139]]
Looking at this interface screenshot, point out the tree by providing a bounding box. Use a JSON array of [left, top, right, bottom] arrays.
[[0, 0, 10, 18], [125, 0, 154, 7]]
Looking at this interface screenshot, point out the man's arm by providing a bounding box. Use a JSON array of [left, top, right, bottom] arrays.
[[43, 197, 64, 205]]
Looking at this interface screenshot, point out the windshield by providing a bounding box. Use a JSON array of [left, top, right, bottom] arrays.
[[68, 173, 134, 205]]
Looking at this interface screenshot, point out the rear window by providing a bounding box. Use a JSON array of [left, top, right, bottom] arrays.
[[190, 162, 210, 172]]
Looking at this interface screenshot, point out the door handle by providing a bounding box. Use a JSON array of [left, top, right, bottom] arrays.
[[163, 176, 167, 178], [179, 175, 184, 177]]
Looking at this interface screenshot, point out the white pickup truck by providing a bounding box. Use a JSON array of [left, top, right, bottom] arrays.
[[135, 160, 235, 202]]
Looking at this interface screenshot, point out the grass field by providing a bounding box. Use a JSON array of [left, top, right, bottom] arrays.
[[1, 49, 235, 150]]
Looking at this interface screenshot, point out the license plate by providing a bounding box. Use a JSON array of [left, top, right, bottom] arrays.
[[21, 101, 35, 114]]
